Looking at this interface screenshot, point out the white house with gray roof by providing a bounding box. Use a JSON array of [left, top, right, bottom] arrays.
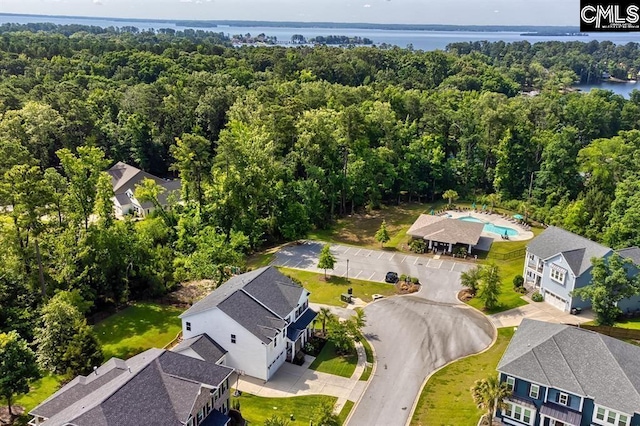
[[496, 319, 640, 426], [524, 227, 640, 313], [107, 161, 181, 218], [29, 348, 234, 426], [180, 266, 316, 381]]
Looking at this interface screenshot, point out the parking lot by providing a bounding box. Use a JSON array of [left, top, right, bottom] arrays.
[[272, 241, 474, 284]]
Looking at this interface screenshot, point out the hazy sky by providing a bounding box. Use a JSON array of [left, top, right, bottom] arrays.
[[1, 0, 579, 26]]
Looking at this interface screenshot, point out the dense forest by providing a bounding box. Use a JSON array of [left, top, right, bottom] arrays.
[[2, 23, 640, 377]]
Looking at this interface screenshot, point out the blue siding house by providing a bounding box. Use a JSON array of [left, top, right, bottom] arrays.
[[497, 319, 640, 426], [523, 226, 640, 313]]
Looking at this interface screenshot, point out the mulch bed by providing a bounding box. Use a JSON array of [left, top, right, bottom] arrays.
[[458, 288, 475, 302], [395, 281, 420, 294], [0, 406, 25, 425]]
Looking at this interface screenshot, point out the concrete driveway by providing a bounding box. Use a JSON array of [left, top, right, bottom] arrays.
[[273, 241, 495, 425]]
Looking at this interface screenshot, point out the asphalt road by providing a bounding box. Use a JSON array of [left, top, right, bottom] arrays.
[[273, 241, 495, 426]]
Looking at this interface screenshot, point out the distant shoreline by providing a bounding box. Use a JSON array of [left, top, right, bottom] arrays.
[[0, 12, 580, 33]]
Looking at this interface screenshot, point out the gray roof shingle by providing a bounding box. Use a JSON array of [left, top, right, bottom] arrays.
[[217, 291, 287, 344], [498, 319, 640, 416], [173, 334, 227, 363], [407, 214, 484, 245], [526, 226, 612, 276], [243, 266, 305, 318], [31, 349, 234, 426], [617, 247, 640, 266], [107, 161, 181, 206]]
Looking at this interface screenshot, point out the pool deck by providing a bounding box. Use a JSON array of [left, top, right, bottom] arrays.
[[446, 210, 534, 242]]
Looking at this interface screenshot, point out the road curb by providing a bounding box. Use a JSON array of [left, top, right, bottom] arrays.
[[343, 332, 378, 426], [404, 303, 498, 426]]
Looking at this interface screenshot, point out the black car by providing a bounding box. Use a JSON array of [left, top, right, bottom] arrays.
[[385, 271, 399, 283]]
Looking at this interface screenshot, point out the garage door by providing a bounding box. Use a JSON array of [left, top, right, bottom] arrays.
[[544, 290, 568, 312]]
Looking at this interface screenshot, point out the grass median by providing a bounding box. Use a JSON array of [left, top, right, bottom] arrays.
[[411, 327, 514, 426]]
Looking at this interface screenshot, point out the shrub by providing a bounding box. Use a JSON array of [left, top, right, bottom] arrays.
[[409, 238, 427, 254], [531, 291, 544, 302], [512, 275, 524, 288], [410, 276, 419, 284], [399, 274, 407, 282]]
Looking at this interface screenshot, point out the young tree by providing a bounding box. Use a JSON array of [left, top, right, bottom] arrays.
[[0, 331, 41, 418], [442, 189, 459, 207], [375, 220, 390, 247], [317, 244, 336, 279], [485, 193, 501, 213], [478, 263, 501, 311], [460, 266, 483, 295], [170, 133, 212, 211], [471, 375, 511, 423], [311, 398, 340, 426], [572, 255, 640, 326], [326, 309, 367, 354], [35, 292, 104, 376], [134, 177, 170, 225]]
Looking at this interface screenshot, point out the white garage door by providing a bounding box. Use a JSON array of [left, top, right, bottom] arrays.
[[545, 290, 568, 312]]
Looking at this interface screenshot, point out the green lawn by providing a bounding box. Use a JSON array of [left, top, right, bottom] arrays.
[[337, 400, 355, 425], [586, 318, 640, 330], [309, 341, 358, 378], [278, 267, 397, 306], [93, 302, 183, 361], [411, 327, 515, 426], [359, 336, 374, 381], [231, 393, 336, 425], [13, 373, 64, 413], [307, 202, 438, 251], [466, 228, 543, 314], [246, 250, 276, 269]]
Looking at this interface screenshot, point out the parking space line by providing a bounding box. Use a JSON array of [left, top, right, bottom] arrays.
[[344, 247, 350, 254], [365, 250, 372, 257], [451, 263, 456, 271], [355, 270, 363, 279], [294, 261, 302, 268], [390, 254, 395, 261], [281, 259, 290, 266], [368, 272, 376, 280], [401, 256, 407, 263], [414, 257, 419, 265], [378, 253, 383, 259], [355, 249, 362, 256]]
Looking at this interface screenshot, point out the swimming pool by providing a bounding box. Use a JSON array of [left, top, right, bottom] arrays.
[[458, 216, 519, 237]]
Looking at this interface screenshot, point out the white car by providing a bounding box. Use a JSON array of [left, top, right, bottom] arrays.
[[372, 294, 385, 301]]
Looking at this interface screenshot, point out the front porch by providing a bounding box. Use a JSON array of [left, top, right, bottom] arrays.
[[286, 308, 317, 363]]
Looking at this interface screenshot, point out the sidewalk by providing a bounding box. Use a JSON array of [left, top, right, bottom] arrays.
[[489, 295, 595, 328]]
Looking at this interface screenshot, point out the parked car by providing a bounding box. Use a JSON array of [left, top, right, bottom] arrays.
[[372, 294, 385, 300], [385, 271, 399, 283]]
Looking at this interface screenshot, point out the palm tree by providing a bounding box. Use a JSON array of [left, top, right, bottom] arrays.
[[519, 200, 531, 222], [460, 266, 483, 295], [442, 189, 459, 207], [317, 307, 333, 336], [485, 193, 501, 213], [471, 375, 511, 424]]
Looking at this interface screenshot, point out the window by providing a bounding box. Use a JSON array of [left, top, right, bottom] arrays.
[[592, 405, 631, 426], [550, 265, 566, 284], [505, 376, 515, 391], [231, 334, 236, 344], [197, 408, 204, 423], [596, 407, 606, 421], [186, 322, 191, 331], [503, 402, 534, 426], [529, 384, 539, 399], [558, 392, 568, 406]]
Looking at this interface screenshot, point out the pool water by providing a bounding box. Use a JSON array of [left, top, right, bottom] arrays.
[[458, 216, 518, 237]]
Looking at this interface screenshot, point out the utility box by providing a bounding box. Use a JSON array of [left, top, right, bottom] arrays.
[[341, 293, 352, 303]]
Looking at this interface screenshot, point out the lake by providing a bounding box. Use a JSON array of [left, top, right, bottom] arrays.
[[575, 81, 640, 98], [1, 14, 639, 52]]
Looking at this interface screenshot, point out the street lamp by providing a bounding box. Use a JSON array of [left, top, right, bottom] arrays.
[[346, 259, 349, 282]]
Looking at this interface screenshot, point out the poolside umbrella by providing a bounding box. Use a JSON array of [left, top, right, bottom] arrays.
[[482, 204, 487, 211], [471, 202, 476, 209], [513, 214, 524, 220], [504, 229, 508, 237], [430, 209, 435, 215]]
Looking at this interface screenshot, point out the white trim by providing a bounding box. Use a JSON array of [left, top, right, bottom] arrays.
[[503, 401, 535, 425], [592, 403, 632, 426], [529, 384, 540, 399]]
